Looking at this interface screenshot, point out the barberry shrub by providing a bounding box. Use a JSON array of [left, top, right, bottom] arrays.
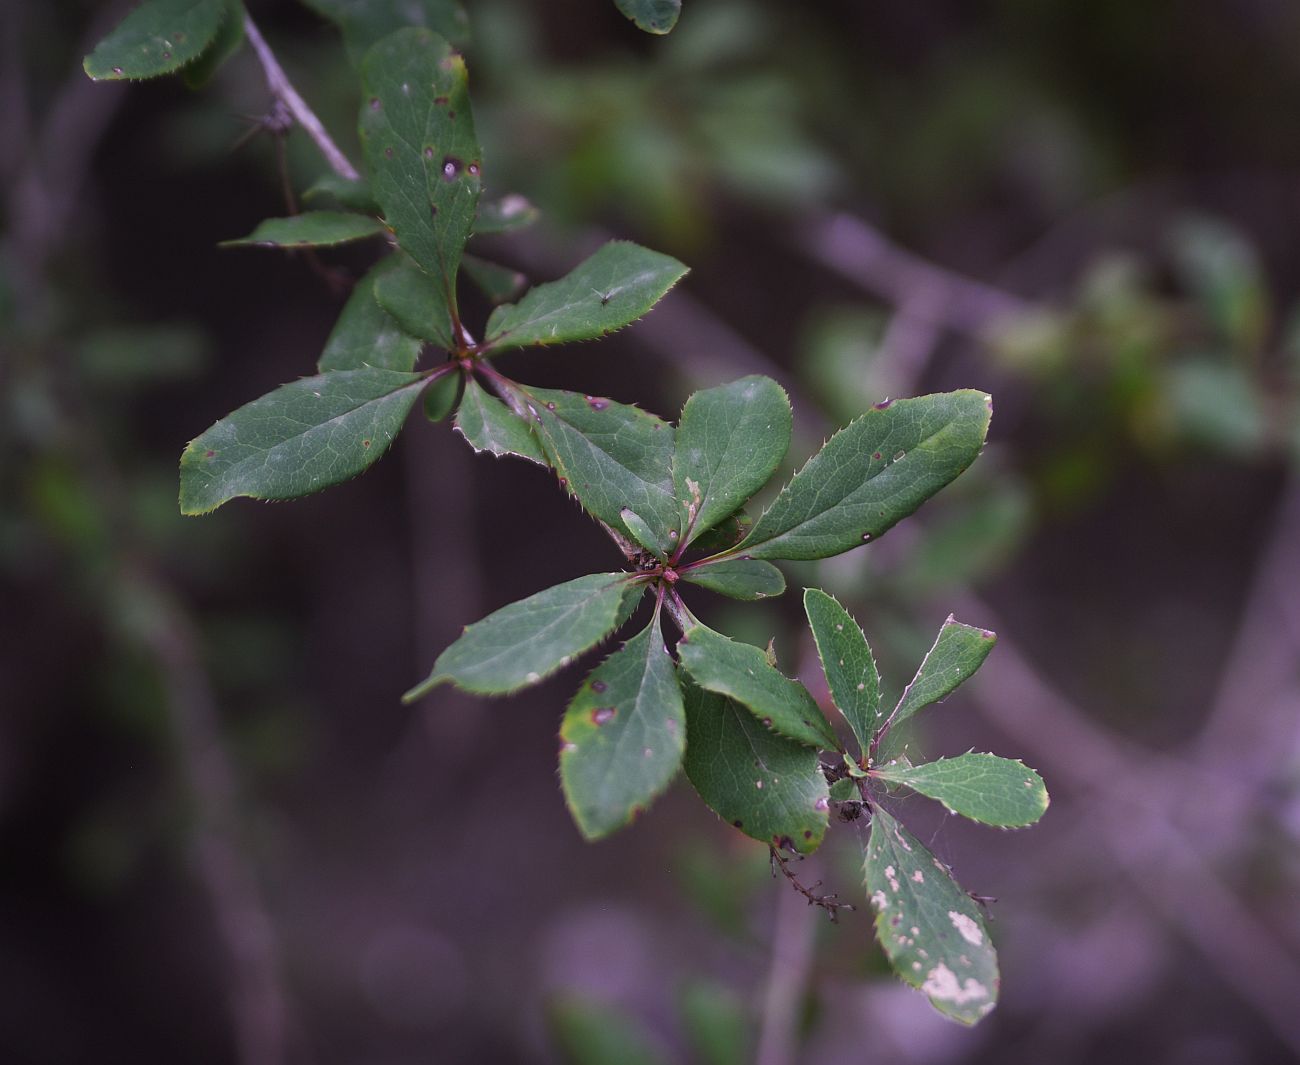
[[86, 0, 1047, 1024]]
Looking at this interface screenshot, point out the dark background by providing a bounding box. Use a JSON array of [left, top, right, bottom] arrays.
[[3, 1, 1300, 1063]]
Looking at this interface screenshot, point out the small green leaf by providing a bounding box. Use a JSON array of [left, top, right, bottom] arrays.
[[880, 618, 996, 740], [219, 211, 387, 249], [873, 754, 1048, 828], [303, 0, 470, 65], [681, 558, 784, 601], [678, 624, 838, 750], [674, 376, 790, 546], [690, 509, 751, 556], [181, 0, 244, 89], [619, 508, 665, 557], [318, 258, 422, 373], [864, 807, 999, 1025], [372, 255, 455, 348], [517, 385, 679, 554], [421, 369, 461, 422], [84, 0, 227, 81], [302, 174, 381, 214], [484, 241, 687, 352], [179, 368, 427, 514], [475, 194, 540, 234], [613, 0, 681, 35], [683, 681, 829, 854], [548, 997, 670, 1065], [803, 588, 879, 755], [462, 254, 527, 304], [737, 391, 993, 561], [453, 378, 545, 464], [404, 573, 644, 698], [359, 28, 482, 318], [559, 614, 686, 839]]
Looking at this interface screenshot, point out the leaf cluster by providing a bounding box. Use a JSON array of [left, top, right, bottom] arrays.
[[85, 0, 1046, 1026]]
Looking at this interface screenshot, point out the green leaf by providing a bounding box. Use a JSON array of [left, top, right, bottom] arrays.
[[219, 211, 387, 249], [179, 368, 427, 514], [303, 0, 470, 65], [359, 28, 482, 318], [873, 754, 1048, 828], [302, 174, 381, 214], [548, 997, 670, 1065], [681, 558, 784, 601], [181, 0, 244, 89], [484, 241, 687, 352], [864, 807, 999, 1025], [678, 624, 838, 750], [559, 614, 686, 839], [803, 588, 879, 755], [673, 376, 790, 546], [880, 618, 996, 740], [475, 194, 540, 234], [318, 258, 423, 373], [84, 0, 228, 81], [683, 681, 829, 854], [517, 386, 679, 554], [372, 255, 455, 348], [613, 0, 682, 35], [463, 254, 527, 304], [404, 573, 644, 698], [737, 391, 993, 561], [619, 508, 665, 558], [421, 369, 460, 422], [453, 378, 545, 464], [690, 509, 751, 556]]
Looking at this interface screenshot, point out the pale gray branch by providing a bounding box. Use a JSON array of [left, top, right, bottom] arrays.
[[243, 14, 360, 181]]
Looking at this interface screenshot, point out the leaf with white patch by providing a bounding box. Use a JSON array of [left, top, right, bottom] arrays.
[[873, 754, 1048, 828], [864, 806, 999, 1025]]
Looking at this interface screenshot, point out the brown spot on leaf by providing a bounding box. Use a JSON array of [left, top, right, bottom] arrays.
[[591, 707, 616, 725], [591, 680, 607, 693]]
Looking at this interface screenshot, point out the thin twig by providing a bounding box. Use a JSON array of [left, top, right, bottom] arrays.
[[799, 212, 1033, 337], [770, 846, 854, 923], [755, 875, 818, 1065], [242, 14, 360, 181]]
